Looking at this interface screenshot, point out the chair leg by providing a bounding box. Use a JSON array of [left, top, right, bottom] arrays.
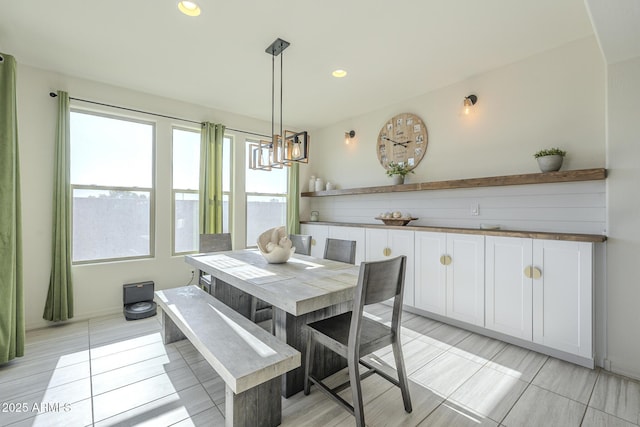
[[391, 340, 412, 413], [304, 330, 315, 395], [348, 350, 365, 427]]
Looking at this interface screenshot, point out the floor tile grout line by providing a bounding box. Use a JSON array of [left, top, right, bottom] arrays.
[[579, 368, 601, 426]]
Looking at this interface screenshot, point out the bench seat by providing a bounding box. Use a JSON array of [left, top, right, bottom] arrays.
[[155, 285, 300, 427]]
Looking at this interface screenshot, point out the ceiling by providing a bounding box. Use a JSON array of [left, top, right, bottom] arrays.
[[0, 0, 595, 130]]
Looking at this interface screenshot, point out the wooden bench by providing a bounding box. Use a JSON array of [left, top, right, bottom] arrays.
[[155, 285, 301, 427]]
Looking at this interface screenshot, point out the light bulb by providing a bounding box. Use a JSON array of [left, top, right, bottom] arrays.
[[292, 142, 301, 159], [463, 98, 472, 115]]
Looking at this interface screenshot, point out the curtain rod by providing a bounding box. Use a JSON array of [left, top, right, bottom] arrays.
[[48, 92, 270, 139]]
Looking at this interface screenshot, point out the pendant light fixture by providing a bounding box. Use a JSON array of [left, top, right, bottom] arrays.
[[249, 38, 309, 171]]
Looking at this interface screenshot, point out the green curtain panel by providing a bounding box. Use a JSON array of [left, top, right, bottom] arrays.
[[199, 122, 225, 234], [0, 52, 25, 364], [43, 91, 74, 322], [287, 162, 300, 234]]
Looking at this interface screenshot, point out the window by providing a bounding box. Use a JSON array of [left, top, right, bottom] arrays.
[[70, 111, 154, 263], [172, 128, 200, 254], [245, 139, 287, 247], [172, 130, 232, 254]]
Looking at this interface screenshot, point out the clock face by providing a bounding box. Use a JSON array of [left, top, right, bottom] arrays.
[[377, 113, 428, 170]]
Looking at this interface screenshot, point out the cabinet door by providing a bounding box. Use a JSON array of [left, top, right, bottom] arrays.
[[532, 240, 593, 358], [329, 226, 366, 265], [300, 224, 328, 259], [485, 236, 533, 340], [365, 228, 389, 262], [446, 233, 485, 326], [388, 230, 415, 306], [414, 231, 447, 315]]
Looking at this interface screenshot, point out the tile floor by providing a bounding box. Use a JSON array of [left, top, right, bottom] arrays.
[[0, 305, 639, 426]]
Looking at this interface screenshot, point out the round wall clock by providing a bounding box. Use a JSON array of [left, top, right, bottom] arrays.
[[376, 112, 428, 170]]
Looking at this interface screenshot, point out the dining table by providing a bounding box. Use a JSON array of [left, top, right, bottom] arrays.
[[185, 249, 360, 397]]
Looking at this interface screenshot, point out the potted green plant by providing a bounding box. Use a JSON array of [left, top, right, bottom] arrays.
[[386, 161, 414, 185], [534, 147, 567, 172]]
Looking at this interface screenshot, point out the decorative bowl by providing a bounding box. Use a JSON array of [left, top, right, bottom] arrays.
[[257, 226, 295, 263], [375, 217, 418, 226]]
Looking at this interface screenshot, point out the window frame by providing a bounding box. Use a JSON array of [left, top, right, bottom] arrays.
[[70, 108, 156, 265]]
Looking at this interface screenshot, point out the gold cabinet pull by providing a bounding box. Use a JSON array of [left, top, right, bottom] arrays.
[[383, 247, 392, 257], [524, 266, 542, 279], [440, 255, 452, 266], [532, 267, 542, 279], [311, 239, 316, 246]]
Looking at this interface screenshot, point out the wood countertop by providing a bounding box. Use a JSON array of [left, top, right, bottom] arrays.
[[300, 221, 607, 243]]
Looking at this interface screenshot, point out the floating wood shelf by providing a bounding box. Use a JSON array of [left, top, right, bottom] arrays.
[[301, 168, 607, 197]]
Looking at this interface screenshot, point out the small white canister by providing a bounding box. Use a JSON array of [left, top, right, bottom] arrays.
[[309, 176, 316, 193], [315, 178, 324, 192]]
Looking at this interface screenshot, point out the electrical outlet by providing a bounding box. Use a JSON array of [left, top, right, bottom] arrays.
[[470, 203, 480, 216]]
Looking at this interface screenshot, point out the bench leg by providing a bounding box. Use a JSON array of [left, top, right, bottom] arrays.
[[225, 377, 282, 427], [160, 308, 186, 344]]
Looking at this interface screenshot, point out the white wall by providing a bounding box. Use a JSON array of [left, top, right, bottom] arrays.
[[16, 64, 273, 330], [301, 37, 605, 201], [606, 55, 640, 379], [301, 36, 605, 230]]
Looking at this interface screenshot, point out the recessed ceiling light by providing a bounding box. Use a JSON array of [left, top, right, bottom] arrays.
[[178, 1, 201, 16], [332, 69, 347, 78]]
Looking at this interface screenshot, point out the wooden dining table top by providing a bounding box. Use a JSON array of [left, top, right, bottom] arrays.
[[185, 249, 360, 316]]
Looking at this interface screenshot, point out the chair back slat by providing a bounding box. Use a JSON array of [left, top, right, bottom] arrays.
[[324, 238, 356, 264], [361, 257, 405, 306], [290, 234, 312, 256], [199, 233, 232, 253]]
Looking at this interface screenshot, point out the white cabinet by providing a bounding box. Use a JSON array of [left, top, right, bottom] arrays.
[[328, 226, 366, 265], [445, 234, 485, 326], [532, 240, 593, 359], [365, 228, 415, 306], [300, 224, 328, 259], [485, 237, 593, 359], [485, 236, 533, 340], [414, 232, 447, 315], [414, 232, 485, 326]]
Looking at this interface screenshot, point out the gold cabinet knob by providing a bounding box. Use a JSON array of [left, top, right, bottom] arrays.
[[383, 247, 392, 257], [532, 267, 542, 279], [440, 255, 452, 266], [524, 266, 542, 279]]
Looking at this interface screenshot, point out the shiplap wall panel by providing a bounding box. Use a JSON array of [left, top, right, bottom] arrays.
[[307, 181, 606, 235]]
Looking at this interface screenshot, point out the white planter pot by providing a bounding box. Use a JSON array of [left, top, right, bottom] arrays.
[[536, 155, 563, 172], [391, 175, 405, 185]]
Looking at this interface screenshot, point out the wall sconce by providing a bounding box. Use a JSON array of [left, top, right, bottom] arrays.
[[463, 94, 478, 115], [345, 130, 355, 144]]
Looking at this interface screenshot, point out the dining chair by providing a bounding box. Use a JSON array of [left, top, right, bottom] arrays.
[[290, 233, 312, 256], [303, 256, 412, 427], [324, 238, 356, 264], [198, 233, 232, 294]]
